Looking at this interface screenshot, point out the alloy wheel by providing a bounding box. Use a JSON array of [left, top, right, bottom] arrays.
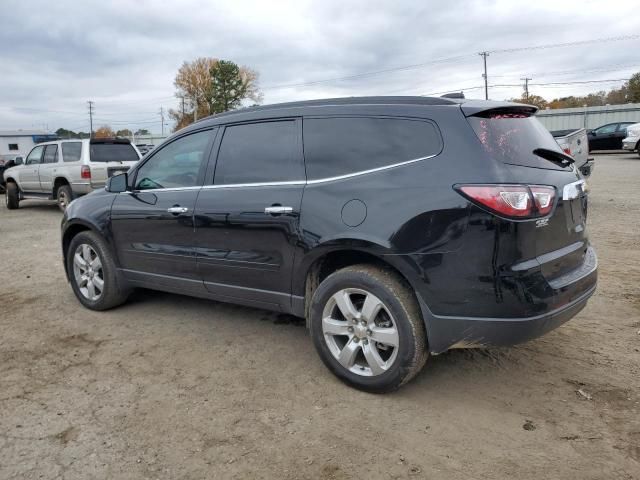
[[322, 288, 399, 376], [72, 244, 104, 301]]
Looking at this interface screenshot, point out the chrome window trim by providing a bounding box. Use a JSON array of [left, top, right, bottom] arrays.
[[305, 154, 437, 185], [123, 153, 437, 192]]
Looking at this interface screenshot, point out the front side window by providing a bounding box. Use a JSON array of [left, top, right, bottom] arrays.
[[135, 130, 212, 190], [62, 142, 82, 162], [214, 120, 302, 185], [595, 124, 616, 135], [43, 144, 58, 164], [303, 117, 442, 180], [25, 145, 44, 165]]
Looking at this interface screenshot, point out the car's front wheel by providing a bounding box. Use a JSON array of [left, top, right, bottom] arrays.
[[310, 264, 428, 393], [67, 231, 130, 310]]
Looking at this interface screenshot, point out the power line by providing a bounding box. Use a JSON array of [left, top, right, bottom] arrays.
[[261, 54, 474, 90], [487, 34, 640, 54]]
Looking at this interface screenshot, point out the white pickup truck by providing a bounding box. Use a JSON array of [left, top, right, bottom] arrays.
[[3, 138, 140, 211], [551, 128, 594, 177]]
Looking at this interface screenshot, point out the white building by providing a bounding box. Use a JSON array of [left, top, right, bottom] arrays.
[[0, 130, 58, 161]]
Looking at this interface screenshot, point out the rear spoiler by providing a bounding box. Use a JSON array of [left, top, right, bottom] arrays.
[[89, 137, 132, 145], [460, 101, 538, 117]]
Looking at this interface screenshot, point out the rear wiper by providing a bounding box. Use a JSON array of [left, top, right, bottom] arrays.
[[533, 148, 575, 167]]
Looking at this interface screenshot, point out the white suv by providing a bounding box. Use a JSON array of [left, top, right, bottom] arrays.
[[3, 138, 140, 211], [622, 122, 640, 157]]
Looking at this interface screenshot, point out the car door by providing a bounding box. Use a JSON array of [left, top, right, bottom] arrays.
[[19, 145, 45, 191], [194, 119, 305, 312], [38, 143, 59, 193], [110, 128, 217, 291]]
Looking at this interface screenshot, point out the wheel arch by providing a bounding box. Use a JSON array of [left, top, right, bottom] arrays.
[[61, 220, 100, 281], [52, 176, 71, 196], [298, 241, 435, 344]]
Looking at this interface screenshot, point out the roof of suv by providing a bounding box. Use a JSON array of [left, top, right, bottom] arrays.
[[192, 96, 536, 129]]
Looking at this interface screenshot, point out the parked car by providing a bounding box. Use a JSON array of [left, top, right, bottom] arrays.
[[0, 155, 23, 193], [587, 122, 636, 151], [4, 138, 140, 211], [61, 97, 597, 392], [622, 122, 640, 157], [550, 128, 593, 176], [136, 144, 155, 156]]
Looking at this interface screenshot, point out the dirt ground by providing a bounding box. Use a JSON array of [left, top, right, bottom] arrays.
[[1, 153, 639, 480]]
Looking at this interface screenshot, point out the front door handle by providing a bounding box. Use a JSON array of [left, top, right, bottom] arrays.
[[167, 206, 188, 214], [265, 205, 293, 215]]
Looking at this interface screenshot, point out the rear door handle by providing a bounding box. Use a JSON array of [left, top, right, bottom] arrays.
[[264, 206, 293, 215], [167, 206, 189, 214]]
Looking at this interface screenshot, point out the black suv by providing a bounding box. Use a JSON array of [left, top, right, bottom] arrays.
[[61, 97, 597, 392]]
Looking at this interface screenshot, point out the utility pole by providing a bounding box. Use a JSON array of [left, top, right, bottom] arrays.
[[521, 77, 532, 102], [159, 106, 165, 136], [87, 101, 94, 138], [192, 97, 198, 122], [179, 96, 186, 117], [479, 52, 489, 100]]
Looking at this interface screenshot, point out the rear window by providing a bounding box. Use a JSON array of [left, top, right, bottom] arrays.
[[303, 117, 442, 180], [468, 112, 568, 170], [89, 143, 139, 163]]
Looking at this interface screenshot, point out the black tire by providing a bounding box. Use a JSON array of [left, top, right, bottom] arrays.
[[56, 184, 73, 212], [5, 182, 19, 209], [309, 264, 428, 393], [66, 230, 130, 311]]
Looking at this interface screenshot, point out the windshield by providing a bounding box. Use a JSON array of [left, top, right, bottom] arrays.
[[467, 112, 569, 170], [90, 143, 139, 163]]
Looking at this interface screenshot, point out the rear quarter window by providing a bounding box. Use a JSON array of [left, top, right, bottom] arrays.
[[62, 142, 82, 162], [303, 117, 442, 180]]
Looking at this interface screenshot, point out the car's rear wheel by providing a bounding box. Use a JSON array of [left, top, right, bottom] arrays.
[[67, 231, 130, 310], [56, 184, 73, 212], [5, 182, 19, 209], [309, 264, 428, 393]]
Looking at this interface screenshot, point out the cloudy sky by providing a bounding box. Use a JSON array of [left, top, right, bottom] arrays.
[[0, 0, 638, 133]]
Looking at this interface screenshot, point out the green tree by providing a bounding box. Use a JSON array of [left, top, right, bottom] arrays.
[[56, 127, 77, 138], [116, 129, 132, 137], [209, 60, 251, 113], [626, 72, 640, 103]]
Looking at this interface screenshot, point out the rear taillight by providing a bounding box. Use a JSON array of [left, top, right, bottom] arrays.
[[456, 184, 556, 219], [81, 165, 91, 179], [562, 147, 572, 156]]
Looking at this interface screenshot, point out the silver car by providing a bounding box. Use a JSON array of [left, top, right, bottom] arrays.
[[622, 122, 640, 157], [3, 138, 140, 211]]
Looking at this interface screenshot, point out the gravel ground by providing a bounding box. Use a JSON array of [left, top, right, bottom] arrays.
[[1, 153, 639, 480]]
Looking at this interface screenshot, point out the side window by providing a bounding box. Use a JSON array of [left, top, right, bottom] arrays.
[[25, 145, 44, 165], [303, 117, 442, 180], [617, 123, 632, 133], [595, 124, 616, 135], [214, 120, 302, 185], [62, 142, 83, 162], [134, 130, 212, 190], [43, 144, 58, 164]]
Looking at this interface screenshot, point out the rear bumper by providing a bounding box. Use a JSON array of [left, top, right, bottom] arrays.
[[422, 247, 597, 354]]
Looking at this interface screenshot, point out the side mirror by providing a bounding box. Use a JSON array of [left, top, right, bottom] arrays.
[[14, 157, 23, 166], [590, 131, 597, 136], [106, 172, 128, 193]]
